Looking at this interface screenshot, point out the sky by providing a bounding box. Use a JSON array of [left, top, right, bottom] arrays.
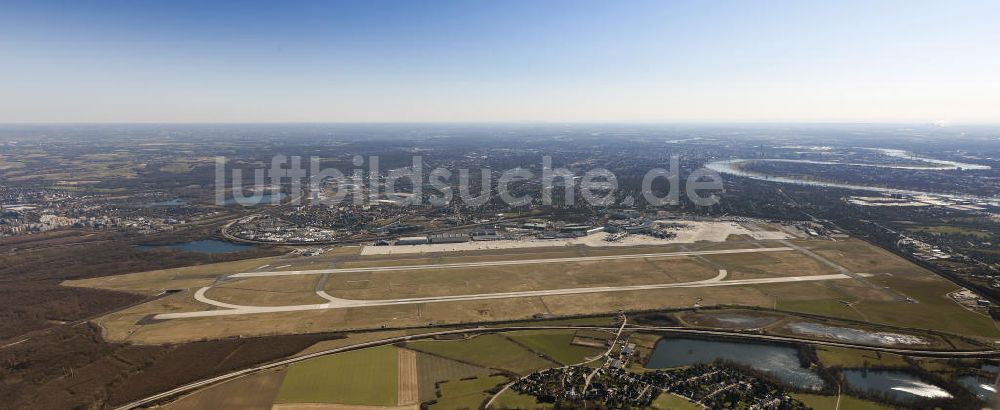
[[1, 0, 998, 123]]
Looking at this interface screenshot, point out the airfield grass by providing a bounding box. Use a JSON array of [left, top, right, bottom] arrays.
[[80, 237, 1000, 343], [325, 256, 718, 299], [337, 257, 436, 268], [429, 375, 508, 410], [908, 225, 992, 239], [793, 393, 891, 410], [776, 299, 866, 321], [491, 389, 552, 409], [406, 334, 555, 375], [857, 275, 1000, 338], [274, 345, 398, 406], [65, 257, 280, 293], [506, 330, 604, 365], [707, 250, 837, 280], [806, 239, 926, 274], [207, 275, 327, 306], [650, 393, 702, 410]]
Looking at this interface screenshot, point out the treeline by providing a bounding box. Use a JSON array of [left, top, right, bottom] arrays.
[[0, 233, 280, 339]]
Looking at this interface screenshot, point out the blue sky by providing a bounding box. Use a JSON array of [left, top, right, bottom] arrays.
[[1, 0, 998, 123]]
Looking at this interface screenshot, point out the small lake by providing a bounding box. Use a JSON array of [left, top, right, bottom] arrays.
[[138, 240, 253, 254], [958, 375, 996, 404], [645, 337, 824, 390], [843, 369, 952, 402]]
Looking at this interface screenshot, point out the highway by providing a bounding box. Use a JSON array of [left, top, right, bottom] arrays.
[[114, 324, 1000, 410]]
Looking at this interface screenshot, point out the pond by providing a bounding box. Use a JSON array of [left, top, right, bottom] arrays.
[[842, 369, 952, 402], [138, 240, 253, 254], [958, 375, 996, 404], [645, 337, 824, 390]]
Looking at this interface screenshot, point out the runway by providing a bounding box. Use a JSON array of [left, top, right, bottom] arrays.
[[155, 269, 854, 319], [230, 246, 796, 278], [152, 244, 863, 320]]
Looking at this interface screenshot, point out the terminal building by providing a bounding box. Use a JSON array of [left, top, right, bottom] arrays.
[[395, 236, 429, 245]]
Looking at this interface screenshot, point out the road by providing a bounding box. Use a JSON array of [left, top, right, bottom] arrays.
[[114, 324, 1000, 410]]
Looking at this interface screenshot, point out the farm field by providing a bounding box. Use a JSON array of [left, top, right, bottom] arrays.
[[491, 389, 553, 409], [274, 345, 398, 406], [793, 393, 892, 410], [406, 334, 556, 375], [428, 375, 508, 410], [164, 369, 286, 410], [415, 351, 492, 402], [907, 225, 992, 238], [505, 330, 604, 365]]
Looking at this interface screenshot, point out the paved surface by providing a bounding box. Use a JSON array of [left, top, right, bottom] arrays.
[[154, 245, 869, 320], [230, 247, 795, 278], [159, 269, 855, 319]]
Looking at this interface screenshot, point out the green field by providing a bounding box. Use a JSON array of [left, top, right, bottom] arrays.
[[858, 276, 1000, 338], [793, 393, 891, 410], [815, 346, 908, 368], [776, 299, 865, 321], [429, 375, 508, 410], [908, 225, 991, 239], [416, 351, 492, 402], [274, 345, 398, 405], [650, 393, 701, 410], [407, 334, 555, 375], [506, 330, 604, 365]]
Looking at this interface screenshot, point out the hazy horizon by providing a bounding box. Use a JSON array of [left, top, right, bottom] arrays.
[[3, 0, 999, 123]]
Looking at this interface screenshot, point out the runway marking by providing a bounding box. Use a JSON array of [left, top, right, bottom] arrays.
[[157, 269, 855, 320], [231, 247, 795, 278]]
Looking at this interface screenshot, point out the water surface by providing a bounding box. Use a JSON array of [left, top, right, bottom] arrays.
[[958, 375, 996, 404], [645, 337, 823, 390], [704, 148, 995, 203], [843, 369, 952, 402]]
